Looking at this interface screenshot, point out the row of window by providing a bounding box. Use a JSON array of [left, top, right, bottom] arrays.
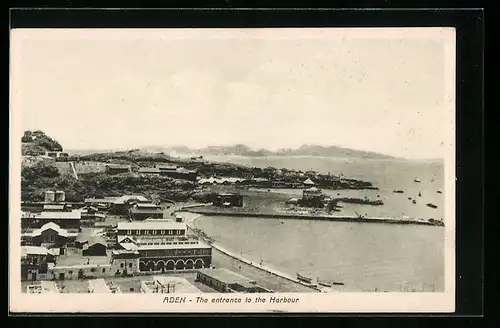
[[125, 229, 185, 236], [140, 249, 211, 257], [137, 241, 198, 246]]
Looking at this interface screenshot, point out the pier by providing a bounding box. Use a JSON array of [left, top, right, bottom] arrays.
[[182, 208, 445, 227]]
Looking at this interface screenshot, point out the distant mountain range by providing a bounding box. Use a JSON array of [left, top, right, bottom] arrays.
[[139, 144, 397, 159]]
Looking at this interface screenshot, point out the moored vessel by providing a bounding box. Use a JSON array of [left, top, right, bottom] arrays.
[[297, 273, 313, 284]]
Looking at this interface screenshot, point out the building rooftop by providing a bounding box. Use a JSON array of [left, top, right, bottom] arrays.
[[31, 222, 71, 238], [33, 211, 82, 220], [135, 203, 160, 208], [118, 220, 186, 231], [129, 207, 163, 214], [114, 195, 150, 204], [111, 250, 140, 256], [21, 245, 49, 256], [138, 168, 162, 173], [156, 165, 178, 170], [198, 268, 256, 285], [43, 204, 66, 210]]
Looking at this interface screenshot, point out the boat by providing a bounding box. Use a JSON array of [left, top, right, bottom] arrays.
[[426, 203, 438, 209], [412, 200, 417, 204], [393, 189, 404, 194], [437, 190, 443, 194], [414, 178, 421, 183], [418, 192, 422, 197], [332, 282, 345, 286], [317, 278, 332, 288], [297, 273, 313, 284]]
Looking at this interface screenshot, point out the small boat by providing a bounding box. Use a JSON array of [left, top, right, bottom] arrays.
[[414, 178, 421, 183], [297, 273, 313, 284], [418, 192, 422, 197], [317, 278, 332, 288], [437, 190, 443, 194], [393, 190, 404, 194], [408, 197, 412, 200], [332, 282, 345, 286], [426, 203, 438, 209], [412, 200, 417, 204]]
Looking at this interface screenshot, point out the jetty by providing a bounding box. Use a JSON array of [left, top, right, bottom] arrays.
[[182, 208, 445, 227]]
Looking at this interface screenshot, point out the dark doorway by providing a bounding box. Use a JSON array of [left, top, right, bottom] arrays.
[[78, 269, 84, 279], [31, 272, 37, 281], [59, 273, 65, 280]]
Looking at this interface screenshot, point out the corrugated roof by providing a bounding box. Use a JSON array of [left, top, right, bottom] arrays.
[[118, 221, 186, 231]]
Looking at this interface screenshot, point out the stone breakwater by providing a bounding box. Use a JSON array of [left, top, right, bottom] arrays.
[[182, 208, 445, 227]]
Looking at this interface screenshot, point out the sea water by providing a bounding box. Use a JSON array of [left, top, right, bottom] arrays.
[[191, 156, 446, 292]]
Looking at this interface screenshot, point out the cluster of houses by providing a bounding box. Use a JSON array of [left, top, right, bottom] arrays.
[[20, 189, 261, 294]]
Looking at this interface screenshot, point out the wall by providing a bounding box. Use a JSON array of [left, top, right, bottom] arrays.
[[196, 272, 228, 292], [48, 264, 114, 280], [111, 257, 140, 276]]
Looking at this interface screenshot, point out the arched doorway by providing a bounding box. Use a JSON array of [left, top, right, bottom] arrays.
[[166, 261, 175, 271], [175, 260, 185, 270], [139, 261, 147, 272], [157, 261, 166, 273], [195, 259, 204, 269], [146, 261, 155, 272], [185, 259, 194, 270]]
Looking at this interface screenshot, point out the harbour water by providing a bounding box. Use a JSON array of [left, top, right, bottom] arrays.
[[190, 156, 446, 292]]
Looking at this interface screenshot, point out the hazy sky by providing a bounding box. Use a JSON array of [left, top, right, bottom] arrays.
[[11, 28, 455, 159]]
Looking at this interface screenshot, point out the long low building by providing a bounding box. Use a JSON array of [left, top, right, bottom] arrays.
[[196, 268, 273, 293], [22, 211, 81, 230]]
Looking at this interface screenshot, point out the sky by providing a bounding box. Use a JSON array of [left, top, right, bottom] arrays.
[[11, 28, 455, 159]]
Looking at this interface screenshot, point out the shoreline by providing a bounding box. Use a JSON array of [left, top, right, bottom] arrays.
[[182, 213, 322, 293], [182, 207, 445, 227]]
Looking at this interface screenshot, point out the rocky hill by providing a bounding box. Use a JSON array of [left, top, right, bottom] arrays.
[[21, 130, 63, 156]]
